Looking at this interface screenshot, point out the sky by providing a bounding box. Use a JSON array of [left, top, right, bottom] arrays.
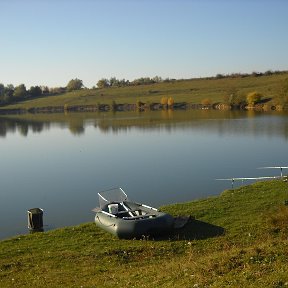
[[0, 0, 288, 88]]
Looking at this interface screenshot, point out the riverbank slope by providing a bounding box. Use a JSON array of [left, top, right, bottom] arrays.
[[1, 180, 288, 287], [1, 73, 288, 114]]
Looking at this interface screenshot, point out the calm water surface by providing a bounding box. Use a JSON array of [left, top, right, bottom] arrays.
[[1, 110, 288, 239]]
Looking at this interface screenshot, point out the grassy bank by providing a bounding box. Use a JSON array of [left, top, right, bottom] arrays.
[[1, 73, 288, 111], [1, 180, 288, 287]]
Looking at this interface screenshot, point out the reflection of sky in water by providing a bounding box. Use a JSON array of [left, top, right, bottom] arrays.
[[0, 111, 288, 239]]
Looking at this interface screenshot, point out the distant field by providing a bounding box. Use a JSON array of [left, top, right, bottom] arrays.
[[1, 73, 288, 110]]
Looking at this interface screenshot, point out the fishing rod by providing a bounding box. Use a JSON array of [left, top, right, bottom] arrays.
[[216, 176, 280, 189], [258, 166, 288, 178]]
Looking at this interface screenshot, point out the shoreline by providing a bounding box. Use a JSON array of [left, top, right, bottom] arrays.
[[0, 102, 286, 115]]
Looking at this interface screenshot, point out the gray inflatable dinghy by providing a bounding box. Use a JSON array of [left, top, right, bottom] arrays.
[[93, 188, 174, 239]]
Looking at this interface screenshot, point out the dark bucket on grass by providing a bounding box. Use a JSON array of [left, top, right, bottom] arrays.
[[27, 208, 44, 232]]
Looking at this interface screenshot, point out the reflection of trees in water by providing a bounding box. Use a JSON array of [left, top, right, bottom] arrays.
[[0, 118, 47, 137], [95, 111, 288, 140], [0, 119, 18, 137], [0, 121, 7, 137], [1, 110, 288, 139], [214, 116, 288, 140], [95, 121, 110, 133], [68, 120, 85, 135], [31, 122, 46, 133], [18, 123, 29, 136], [161, 109, 174, 120], [0, 116, 86, 137]]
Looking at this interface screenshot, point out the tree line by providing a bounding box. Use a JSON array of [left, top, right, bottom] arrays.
[[0, 79, 84, 106], [0, 83, 43, 105], [95, 76, 165, 88], [0, 77, 167, 106]]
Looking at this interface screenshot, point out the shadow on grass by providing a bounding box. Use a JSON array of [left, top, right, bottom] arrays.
[[154, 218, 225, 241], [172, 218, 225, 240]]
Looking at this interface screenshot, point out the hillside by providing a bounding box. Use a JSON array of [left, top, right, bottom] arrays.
[[1, 73, 288, 112], [1, 180, 288, 287]]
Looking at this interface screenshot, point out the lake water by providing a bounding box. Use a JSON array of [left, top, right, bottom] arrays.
[[1, 110, 288, 240]]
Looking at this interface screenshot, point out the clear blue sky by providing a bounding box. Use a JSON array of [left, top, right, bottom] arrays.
[[0, 0, 287, 88]]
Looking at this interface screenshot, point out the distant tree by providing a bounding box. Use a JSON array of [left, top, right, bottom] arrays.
[[64, 103, 69, 112], [3, 84, 14, 103], [118, 79, 129, 87], [132, 77, 154, 86], [109, 77, 120, 87], [264, 70, 273, 76], [168, 97, 174, 107], [111, 100, 117, 111], [216, 73, 224, 79], [29, 86, 42, 97], [152, 76, 162, 83], [237, 94, 247, 106], [252, 71, 263, 77], [6, 84, 14, 91], [0, 84, 5, 104], [246, 91, 262, 106], [40, 86, 49, 94], [13, 84, 27, 100], [66, 78, 83, 91], [136, 100, 144, 109], [0, 83, 4, 96], [161, 96, 168, 106], [97, 78, 110, 88], [224, 88, 246, 106], [201, 98, 211, 105], [223, 87, 238, 104], [49, 87, 66, 94]]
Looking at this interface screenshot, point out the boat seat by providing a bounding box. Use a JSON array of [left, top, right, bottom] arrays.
[[117, 209, 139, 215], [116, 209, 146, 218], [122, 214, 156, 220]]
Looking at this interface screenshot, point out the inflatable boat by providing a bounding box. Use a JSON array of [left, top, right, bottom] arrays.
[[93, 188, 174, 239]]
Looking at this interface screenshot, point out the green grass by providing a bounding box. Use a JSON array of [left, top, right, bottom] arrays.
[[1, 73, 288, 110], [1, 180, 288, 287]]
